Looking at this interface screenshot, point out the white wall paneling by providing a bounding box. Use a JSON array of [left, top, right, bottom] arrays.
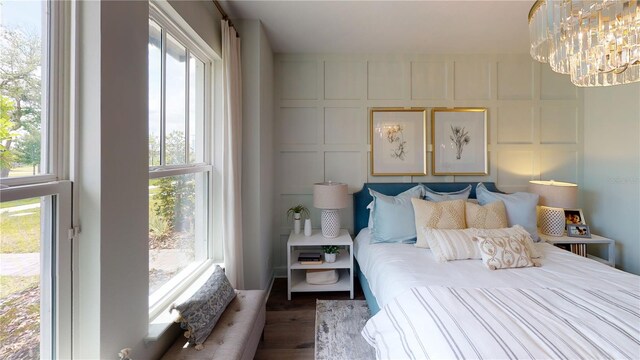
[[454, 61, 492, 100], [411, 61, 448, 100], [497, 60, 533, 100], [324, 61, 365, 100], [498, 104, 534, 144], [273, 54, 583, 274], [279, 107, 318, 145], [367, 61, 407, 100], [540, 151, 578, 183], [540, 105, 578, 144], [279, 60, 318, 100]]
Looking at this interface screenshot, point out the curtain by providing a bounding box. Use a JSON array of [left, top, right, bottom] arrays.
[[221, 20, 244, 289]]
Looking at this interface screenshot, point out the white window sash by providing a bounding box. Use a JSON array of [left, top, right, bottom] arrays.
[[0, 180, 72, 359]]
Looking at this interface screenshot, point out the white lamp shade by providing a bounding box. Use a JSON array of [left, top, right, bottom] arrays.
[[528, 180, 578, 209], [313, 182, 348, 209]]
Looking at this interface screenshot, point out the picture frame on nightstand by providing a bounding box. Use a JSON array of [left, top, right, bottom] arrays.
[[564, 208, 586, 226], [567, 224, 591, 238]]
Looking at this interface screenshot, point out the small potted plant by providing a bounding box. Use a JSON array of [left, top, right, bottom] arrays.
[[287, 204, 310, 234], [322, 245, 340, 263]]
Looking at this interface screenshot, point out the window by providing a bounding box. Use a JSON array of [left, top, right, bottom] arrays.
[[148, 6, 215, 318], [0, 1, 71, 359]]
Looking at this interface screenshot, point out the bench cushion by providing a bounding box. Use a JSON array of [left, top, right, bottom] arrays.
[[162, 290, 266, 360]]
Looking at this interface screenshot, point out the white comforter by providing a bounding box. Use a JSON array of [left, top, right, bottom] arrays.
[[354, 228, 640, 359], [354, 228, 639, 309], [362, 286, 640, 360]]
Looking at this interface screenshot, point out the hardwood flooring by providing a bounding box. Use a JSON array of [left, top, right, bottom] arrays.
[[254, 277, 365, 360]]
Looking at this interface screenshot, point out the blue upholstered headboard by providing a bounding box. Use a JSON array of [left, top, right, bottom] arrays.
[[352, 182, 501, 236]]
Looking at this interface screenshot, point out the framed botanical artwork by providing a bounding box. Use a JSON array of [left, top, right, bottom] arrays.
[[567, 224, 592, 238], [564, 208, 586, 225], [431, 108, 488, 175], [370, 108, 427, 176]]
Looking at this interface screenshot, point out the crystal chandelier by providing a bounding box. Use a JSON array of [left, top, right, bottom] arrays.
[[529, 0, 640, 87]]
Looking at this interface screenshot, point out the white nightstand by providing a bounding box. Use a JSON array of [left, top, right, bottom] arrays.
[[287, 229, 354, 300], [540, 232, 615, 266]]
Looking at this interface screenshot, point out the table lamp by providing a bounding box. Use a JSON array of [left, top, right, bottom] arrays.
[[528, 180, 578, 236], [313, 182, 348, 238]]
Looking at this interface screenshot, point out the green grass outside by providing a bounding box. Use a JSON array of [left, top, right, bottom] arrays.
[[0, 197, 39, 209], [0, 275, 39, 299], [0, 206, 41, 253]]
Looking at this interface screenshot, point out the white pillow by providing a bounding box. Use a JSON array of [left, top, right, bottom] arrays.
[[472, 225, 541, 258], [475, 234, 540, 270], [423, 227, 481, 262], [476, 182, 540, 241]]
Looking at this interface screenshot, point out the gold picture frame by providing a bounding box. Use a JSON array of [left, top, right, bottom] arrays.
[[431, 108, 488, 175], [370, 108, 427, 176]]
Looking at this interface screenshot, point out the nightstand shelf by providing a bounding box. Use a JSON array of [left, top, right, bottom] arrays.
[[287, 229, 354, 300], [540, 232, 615, 267], [290, 250, 351, 270], [289, 269, 351, 293]]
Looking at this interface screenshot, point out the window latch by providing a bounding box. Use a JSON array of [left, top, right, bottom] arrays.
[[68, 226, 81, 241]]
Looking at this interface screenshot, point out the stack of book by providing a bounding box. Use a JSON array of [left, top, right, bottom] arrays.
[[298, 252, 322, 265]]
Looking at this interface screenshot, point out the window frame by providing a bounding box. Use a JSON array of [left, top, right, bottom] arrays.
[[147, 1, 218, 321], [0, 0, 73, 358]]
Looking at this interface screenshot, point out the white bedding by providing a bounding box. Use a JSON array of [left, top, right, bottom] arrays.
[[354, 228, 639, 309], [355, 228, 640, 359], [363, 286, 640, 360]]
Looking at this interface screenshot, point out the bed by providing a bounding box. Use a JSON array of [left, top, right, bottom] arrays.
[[353, 182, 640, 359]]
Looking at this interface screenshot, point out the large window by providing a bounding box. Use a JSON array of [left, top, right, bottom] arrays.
[[148, 7, 214, 318], [0, 1, 71, 359]]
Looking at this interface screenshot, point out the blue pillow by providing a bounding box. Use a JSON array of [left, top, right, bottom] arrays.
[[476, 182, 540, 241], [369, 185, 424, 244], [423, 184, 472, 202]]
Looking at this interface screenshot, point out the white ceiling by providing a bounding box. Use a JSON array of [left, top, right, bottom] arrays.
[[221, 0, 535, 54]]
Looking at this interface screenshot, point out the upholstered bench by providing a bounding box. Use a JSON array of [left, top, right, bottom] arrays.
[[161, 290, 266, 360]]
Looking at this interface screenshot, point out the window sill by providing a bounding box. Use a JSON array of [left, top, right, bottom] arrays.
[[145, 262, 223, 342]]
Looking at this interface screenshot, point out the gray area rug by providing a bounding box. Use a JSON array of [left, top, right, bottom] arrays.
[[315, 300, 376, 360]]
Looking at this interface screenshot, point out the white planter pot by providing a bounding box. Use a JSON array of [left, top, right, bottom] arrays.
[[324, 253, 337, 263], [294, 219, 301, 234]]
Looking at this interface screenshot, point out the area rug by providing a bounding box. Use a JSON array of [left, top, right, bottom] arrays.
[[315, 299, 375, 360]]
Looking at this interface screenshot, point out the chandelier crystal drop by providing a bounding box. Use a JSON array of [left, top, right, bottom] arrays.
[[529, 0, 640, 87]]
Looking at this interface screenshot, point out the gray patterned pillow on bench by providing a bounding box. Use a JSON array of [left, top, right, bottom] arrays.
[[171, 265, 236, 350]]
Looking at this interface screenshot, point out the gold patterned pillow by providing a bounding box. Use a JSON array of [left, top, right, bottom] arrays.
[[475, 234, 540, 270], [412, 198, 466, 248], [473, 225, 541, 258], [465, 200, 508, 229]]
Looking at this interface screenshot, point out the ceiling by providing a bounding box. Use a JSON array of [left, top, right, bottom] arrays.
[[221, 0, 535, 54]]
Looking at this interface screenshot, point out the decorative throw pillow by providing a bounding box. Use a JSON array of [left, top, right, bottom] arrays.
[[476, 182, 540, 242], [171, 265, 236, 350], [475, 234, 540, 270], [369, 185, 424, 243], [473, 225, 541, 258], [423, 227, 481, 262], [465, 200, 508, 229], [412, 198, 466, 248], [423, 185, 472, 202]]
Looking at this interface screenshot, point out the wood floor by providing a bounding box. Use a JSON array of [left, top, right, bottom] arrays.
[[254, 277, 365, 360]]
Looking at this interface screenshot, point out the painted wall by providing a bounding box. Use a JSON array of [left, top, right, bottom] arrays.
[[75, 1, 222, 358], [168, 0, 221, 54], [272, 53, 583, 274], [76, 1, 150, 358], [239, 20, 275, 290], [583, 83, 640, 275]]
